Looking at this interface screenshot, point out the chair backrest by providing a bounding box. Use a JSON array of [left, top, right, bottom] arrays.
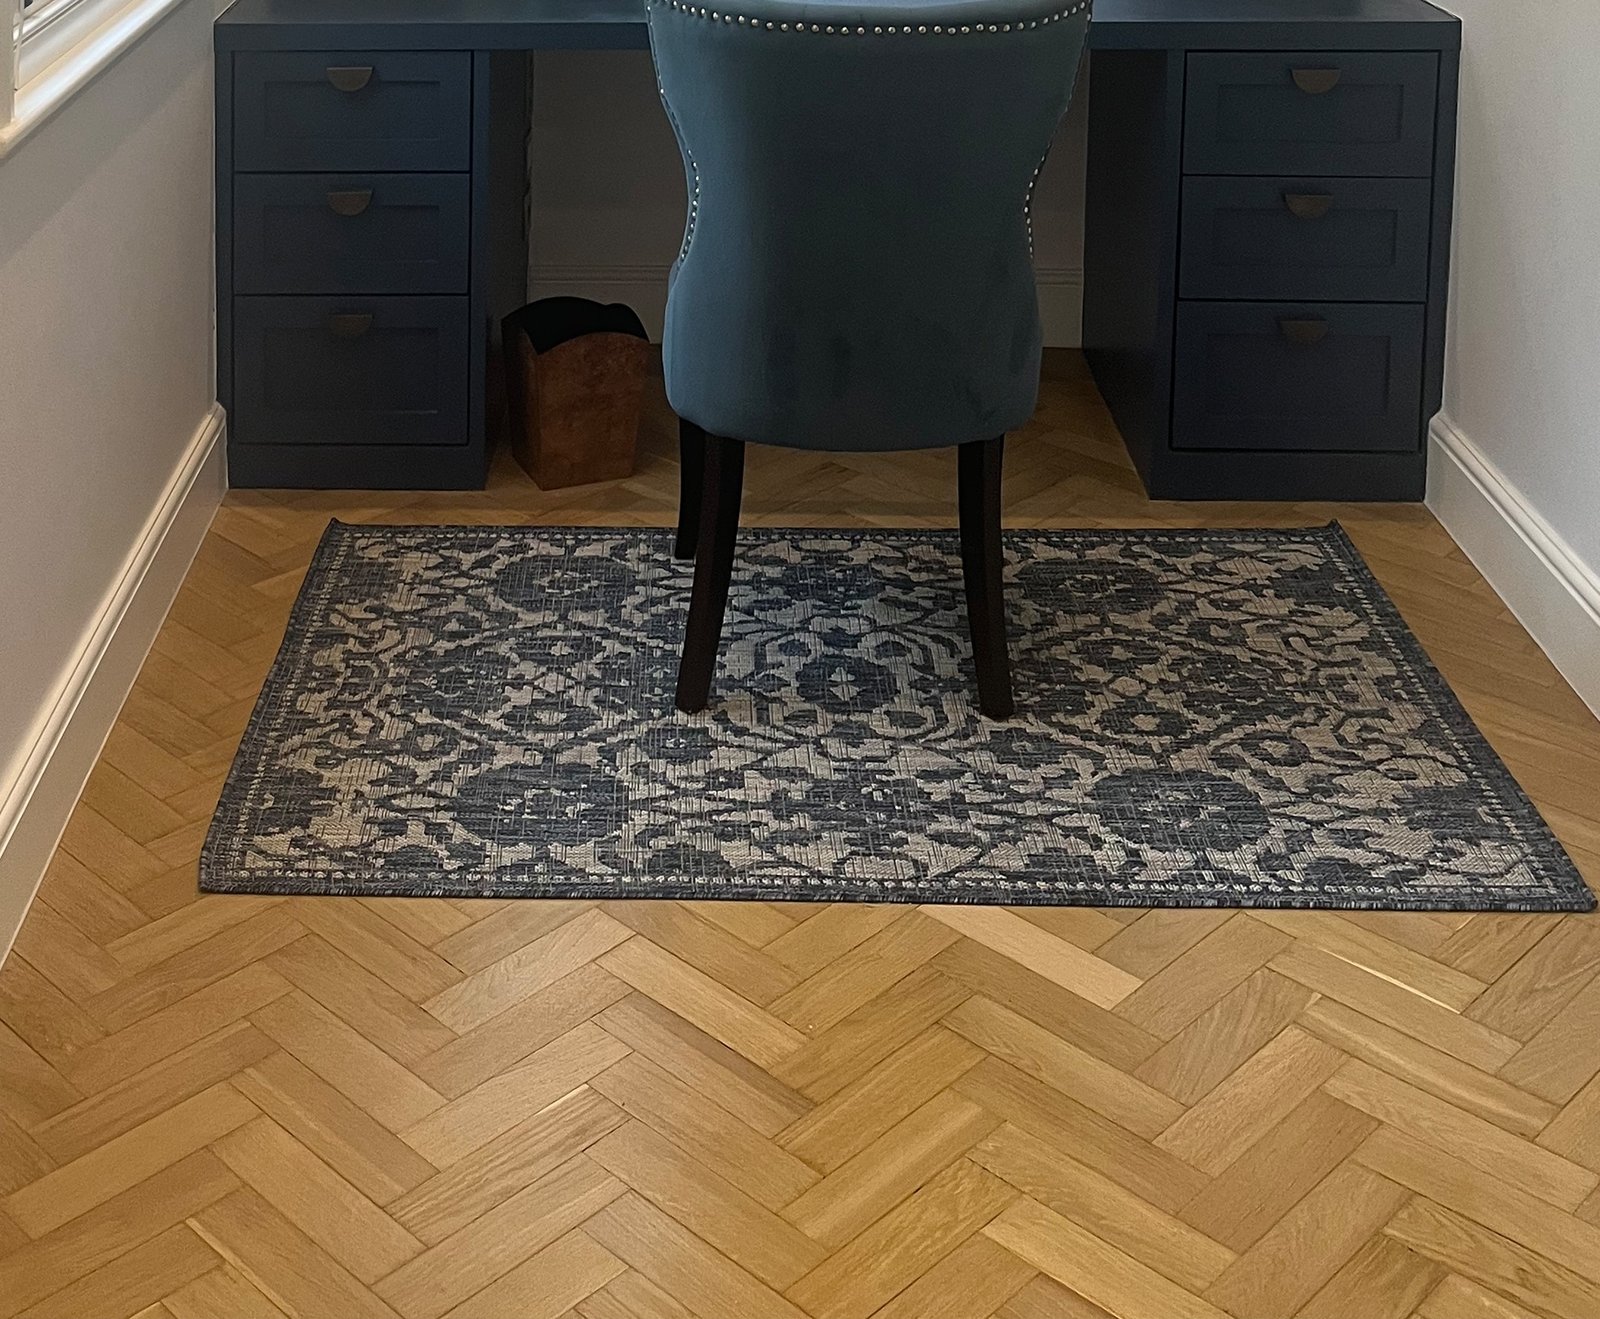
[[649, 0, 1090, 453]]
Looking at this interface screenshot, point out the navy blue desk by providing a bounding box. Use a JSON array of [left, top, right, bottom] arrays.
[[215, 0, 1461, 497]]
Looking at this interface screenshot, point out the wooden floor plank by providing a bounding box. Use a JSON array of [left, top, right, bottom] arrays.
[[600, 937, 808, 1067], [1153, 1026, 1345, 1174], [770, 965, 971, 1101], [585, 1193, 810, 1319], [944, 996, 1185, 1139], [953, 1057, 1210, 1213], [769, 911, 960, 1034], [417, 1227, 623, 1319], [251, 992, 447, 1133], [1176, 1089, 1376, 1252], [971, 1123, 1235, 1293], [934, 934, 1158, 1082], [1298, 997, 1558, 1138], [375, 1156, 623, 1319], [163, 1264, 294, 1319], [0, 1153, 237, 1319], [266, 936, 458, 1069], [780, 1089, 999, 1249], [595, 993, 813, 1140], [587, 1052, 819, 1211], [189, 1187, 403, 1319], [386, 1086, 624, 1247], [398, 1023, 627, 1167], [5, 1084, 256, 1238], [1112, 916, 1289, 1040], [30, 1023, 272, 1163], [588, 1120, 827, 1289], [12, 1224, 217, 1319], [776, 1025, 981, 1173], [211, 1117, 424, 1285], [784, 1158, 1017, 1319], [1132, 968, 1314, 1105], [230, 1052, 438, 1207], [1202, 1162, 1410, 1319], [61, 964, 290, 1093], [984, 1197, 1232, 1319], [1270, 942, 1521, 1072], [1294, 1234, 1444, 1319], [1323, 1059, 1598, 1211], [920, 907, 1140, 1010], [1384, 1197, 1600, 1319], [1353, 1124, 1600, 1285], [422, 911, 631, 1033]]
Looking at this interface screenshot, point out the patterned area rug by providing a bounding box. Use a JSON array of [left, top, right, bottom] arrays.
[[201, 522, 1592, 911]]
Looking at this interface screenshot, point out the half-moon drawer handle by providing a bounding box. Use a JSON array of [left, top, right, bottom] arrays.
[[328, 313, 374, 339], [1291, 67, 1342, 95], [326, 65, 374, 93], [326, 189, 373, 217], [1279, 317, 1330, 346], [1283, 192, 1335, 221]]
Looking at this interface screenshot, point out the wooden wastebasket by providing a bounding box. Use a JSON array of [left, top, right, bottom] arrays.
[[502, 297, 650, 489]]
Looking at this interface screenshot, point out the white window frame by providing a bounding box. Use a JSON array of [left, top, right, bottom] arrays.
[[15, 0, 128, 88], [3, 0, 181, 152], [3, 0, 15, 121]]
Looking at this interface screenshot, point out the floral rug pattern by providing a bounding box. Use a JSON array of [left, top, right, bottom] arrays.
[[201, 523, 1592, 911]]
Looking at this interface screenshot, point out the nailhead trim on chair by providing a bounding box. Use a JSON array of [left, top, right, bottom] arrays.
[[649, 0, 1089, 30], [648, 0, 1089, 264], [646, 7, 701, 263], [651, 62, 701, 264], [1025, 160, 1045, 257]]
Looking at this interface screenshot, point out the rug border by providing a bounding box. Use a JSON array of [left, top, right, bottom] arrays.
[[197, 520, 1596, 913]]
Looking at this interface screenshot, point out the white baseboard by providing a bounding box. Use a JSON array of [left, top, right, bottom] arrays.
[[1427, 412, 1600, 718], [0, 404, 228, 961], [529, 263, 1087, 348], [1035, 265, 1085, 349]]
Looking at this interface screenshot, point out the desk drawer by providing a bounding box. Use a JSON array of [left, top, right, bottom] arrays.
[[1173, 302, 1424, 453], [1185, 52, 1438, 177], [233, 296, 469, 447], [234, 51, 471, 172], [234, 174, 470, 295], [1179, 177, 1432, 302]]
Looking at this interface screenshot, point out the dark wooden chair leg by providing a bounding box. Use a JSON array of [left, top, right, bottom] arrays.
[[675, 418, 706, 560], [675, 435, 746, 713], [958, 435, 1015, 720]]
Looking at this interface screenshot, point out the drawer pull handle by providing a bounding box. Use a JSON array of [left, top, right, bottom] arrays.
[[1283, 193, 1335, 221], [1291, 67, 1342, 95], [326, 189, 374, 217], [326, 65, 374, 93], [1279, 317, 1330, 346], [328, 313, 374, 339]]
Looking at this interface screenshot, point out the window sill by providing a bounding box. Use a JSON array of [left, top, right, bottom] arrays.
[[0, 0, 192, 162]]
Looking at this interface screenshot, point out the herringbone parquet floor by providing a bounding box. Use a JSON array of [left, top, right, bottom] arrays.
[[3, 357, 1599, 1319]]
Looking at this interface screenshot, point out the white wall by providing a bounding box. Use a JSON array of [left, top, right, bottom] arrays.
[[0, 0, 226, 951], [527, 50, 1089, 343], [1426, 0, 1600, 714]]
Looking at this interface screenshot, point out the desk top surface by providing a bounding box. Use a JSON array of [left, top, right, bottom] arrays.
[[216, 0, 1460, 51]]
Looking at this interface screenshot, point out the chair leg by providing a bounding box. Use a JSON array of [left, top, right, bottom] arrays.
[[958, 435, 1015, 720], [675, 418, 706, 560], [675, 435, 746, 713]]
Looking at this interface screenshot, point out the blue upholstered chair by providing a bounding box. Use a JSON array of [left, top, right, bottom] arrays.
[[650, 0, 1091, 718]]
